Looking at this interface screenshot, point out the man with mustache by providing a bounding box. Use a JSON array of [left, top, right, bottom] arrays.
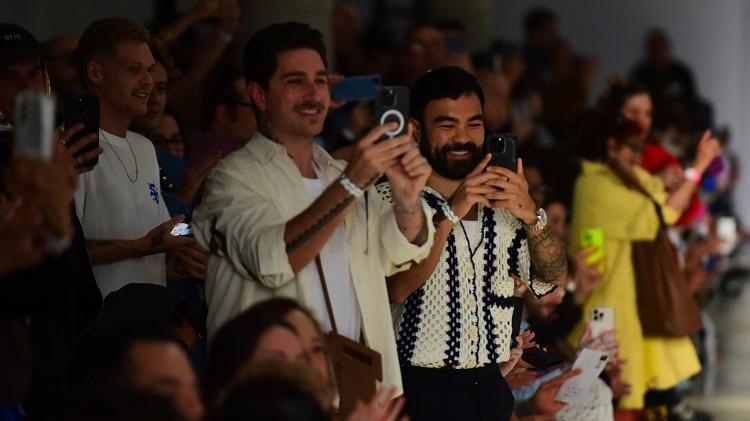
[[192, 22, 434, 396], [382, 66, 568, 420], [74, 18, 197, 297]]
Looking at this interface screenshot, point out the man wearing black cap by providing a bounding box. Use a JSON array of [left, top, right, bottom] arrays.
[[0, 23, 102, 420]]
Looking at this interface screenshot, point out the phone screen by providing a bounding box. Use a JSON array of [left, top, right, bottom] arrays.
[[14, 91, 56, 160], [170, 222, 193, 237]]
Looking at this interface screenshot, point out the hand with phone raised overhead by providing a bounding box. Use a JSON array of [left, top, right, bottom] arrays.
[[485, 158, 537, 225]]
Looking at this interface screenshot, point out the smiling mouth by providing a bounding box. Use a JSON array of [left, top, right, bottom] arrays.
[[447, 150, 472, 159]]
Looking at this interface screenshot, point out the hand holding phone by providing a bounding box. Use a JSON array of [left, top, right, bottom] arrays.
[[374, 86, 409, 140], [555, 348, 609, 404], [590, 307, 615, 339], [580, 228, 605, 273], [63, 95, 100, 167]]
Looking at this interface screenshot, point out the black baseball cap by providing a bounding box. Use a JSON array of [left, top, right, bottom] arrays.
[[0, 23, 42, 68]]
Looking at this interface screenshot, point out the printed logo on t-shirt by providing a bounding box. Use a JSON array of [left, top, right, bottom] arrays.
[[148, 183, 160, 204]]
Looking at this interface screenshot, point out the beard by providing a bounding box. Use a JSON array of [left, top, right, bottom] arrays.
[[422, 140, 483, 180]]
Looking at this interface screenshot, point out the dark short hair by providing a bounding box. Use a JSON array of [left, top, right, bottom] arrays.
[[76, 17, 151, 90], [243, 22, 327, 89], [597, 76, 649, 117], [523, 7, 557, 34], [149, 38, 181, 79], [575, 110, 645, 162], [411, 66, 485, 129]]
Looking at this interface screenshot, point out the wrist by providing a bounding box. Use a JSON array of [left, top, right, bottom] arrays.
[[338, 174, 364, 198]]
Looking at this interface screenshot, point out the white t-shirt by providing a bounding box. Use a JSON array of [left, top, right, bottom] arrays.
[[301, 172, 362, 340], [461, 220, 481, 254], [74, 129, 170, 297]]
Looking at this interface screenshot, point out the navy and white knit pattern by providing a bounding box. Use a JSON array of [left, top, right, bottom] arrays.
[[380, 184, 557, 369]]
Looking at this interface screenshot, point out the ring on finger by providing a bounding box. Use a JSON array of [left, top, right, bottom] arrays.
[[76, 156, 83, 165]]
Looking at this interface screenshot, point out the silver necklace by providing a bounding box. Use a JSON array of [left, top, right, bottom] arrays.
[[101, 130, 139, 183]]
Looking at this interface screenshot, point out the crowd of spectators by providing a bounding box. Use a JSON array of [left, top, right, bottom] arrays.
[[0, 2, 740, 421]]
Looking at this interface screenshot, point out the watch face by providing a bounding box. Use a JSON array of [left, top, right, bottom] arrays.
[[537, 208, 547, 225]]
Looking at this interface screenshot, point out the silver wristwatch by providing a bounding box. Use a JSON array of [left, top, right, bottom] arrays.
[[525, 208, 547, 232]]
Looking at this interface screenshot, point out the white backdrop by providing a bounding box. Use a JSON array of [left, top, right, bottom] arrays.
[[494, 0, 750, 224]]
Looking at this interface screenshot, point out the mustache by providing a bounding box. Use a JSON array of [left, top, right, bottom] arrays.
[[441, 142, 480, 154], [294, 101, 326, 113]]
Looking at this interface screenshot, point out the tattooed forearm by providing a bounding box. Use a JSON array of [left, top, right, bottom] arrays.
[[527, 227, 567, 285], [285, 195, 356, 253]]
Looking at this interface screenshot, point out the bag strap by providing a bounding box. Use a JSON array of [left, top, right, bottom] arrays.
[[609, 163, 666, 226], [314, 255, 339, 334]]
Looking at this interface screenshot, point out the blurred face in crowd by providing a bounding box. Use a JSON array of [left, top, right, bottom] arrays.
[[133, 61, 167, 131], [0, 57, 45, 121], [409, 25, 446, 69], [607, 136, 643, 170], [128, 340, 205, 421], [420, 92, 485, 180], [621, 93, 653, 134], [250, 48, 329, 142], [545, 201, 567, 238], [154, 114, 184, 158], [43, 33, 83, 97], [284, 309, 329, 384], [251, 326, 306, 362], [86, 42, 154, 121], [648, 33, 671, 66], [478, 71, 510, 132], [217, 78, 256, 145]]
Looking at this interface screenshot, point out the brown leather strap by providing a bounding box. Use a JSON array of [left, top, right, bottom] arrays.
[[314, 256, 338, 334]]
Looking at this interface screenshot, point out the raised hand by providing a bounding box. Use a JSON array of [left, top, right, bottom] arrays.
[[485, 158, 537, 225]]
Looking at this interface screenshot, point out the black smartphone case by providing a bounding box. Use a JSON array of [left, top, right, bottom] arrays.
[[63, 95, 100, 167], [485, 133, 518, 172], [375, 86, 410, 139]]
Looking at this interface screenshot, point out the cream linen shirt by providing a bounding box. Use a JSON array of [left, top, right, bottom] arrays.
[[192, 133, 435, 394]]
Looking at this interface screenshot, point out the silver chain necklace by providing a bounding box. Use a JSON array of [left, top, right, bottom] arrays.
[[101, 130, 139, 183]]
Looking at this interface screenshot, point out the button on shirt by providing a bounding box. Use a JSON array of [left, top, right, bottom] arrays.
[[191, 133, 435, 395], [379, 185, 557, 369]]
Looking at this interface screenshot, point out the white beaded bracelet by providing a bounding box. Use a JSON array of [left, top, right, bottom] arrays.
[[339, 174, 364, 198], [440, 201, 460, 223]]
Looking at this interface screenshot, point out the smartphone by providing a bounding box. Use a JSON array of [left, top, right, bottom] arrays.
[[170, 222, 193, 237], [484, 133, 517, 172], [375, 86, 410, 140], [590, 307, 615, 339], [555, 348, 609, 404], [522, 347, 564, 369], [63, 95, 100, 167], [331, 74, 382, 102], [14, 91, 56, 160], [580, 227, 605, 270], [717, 216, 737, 256]]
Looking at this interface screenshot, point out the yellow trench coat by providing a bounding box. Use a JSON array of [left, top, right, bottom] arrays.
[[567, 161, 701, 409]]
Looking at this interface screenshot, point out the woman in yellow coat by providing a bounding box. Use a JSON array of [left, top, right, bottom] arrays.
[[567, 82, 720, 414]]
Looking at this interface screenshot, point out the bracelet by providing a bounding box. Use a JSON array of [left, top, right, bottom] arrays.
[[684, 167, 701, 184], [440, 201, 460, 224], [339, 174, 364, 198]]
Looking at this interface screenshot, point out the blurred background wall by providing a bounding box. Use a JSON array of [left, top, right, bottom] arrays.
[[4, 0, 750, 224]]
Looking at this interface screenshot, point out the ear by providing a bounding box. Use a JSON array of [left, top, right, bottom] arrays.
[[409, 117, 421, 145], [606, 137, 617, 156], [86, 60, 103, 87], [248, 82, 267, 113]]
